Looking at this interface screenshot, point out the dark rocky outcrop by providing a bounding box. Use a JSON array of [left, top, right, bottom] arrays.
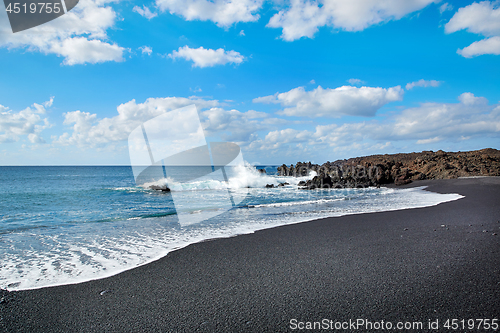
[[278, 148, 500, 189], [149, 185, 171, 192]]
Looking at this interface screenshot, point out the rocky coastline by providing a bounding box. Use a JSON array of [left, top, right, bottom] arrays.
[[278, 148, 500, 189]]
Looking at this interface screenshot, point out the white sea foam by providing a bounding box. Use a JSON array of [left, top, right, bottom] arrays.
[[227, 163, 316, 189], [0, 176, 464, 291], [249, 198, 345, 208], [139, 163, 317, 192]]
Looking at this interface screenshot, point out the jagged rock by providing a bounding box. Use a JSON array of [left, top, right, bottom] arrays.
[[277, 182, 289, 187], [278, 148, 500, 188], [149, 185, 171, 192], [265, 184, 275, 188], [395, 176, 412, 186], [258, 169, 266, 174], [304, 175, 334, 189]]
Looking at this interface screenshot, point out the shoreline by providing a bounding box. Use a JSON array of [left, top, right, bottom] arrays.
[[2, 181, 462, 292], [1, 178, 499, 332]]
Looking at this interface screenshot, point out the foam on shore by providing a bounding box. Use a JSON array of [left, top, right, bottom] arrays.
[[0, 184, 463, 291]]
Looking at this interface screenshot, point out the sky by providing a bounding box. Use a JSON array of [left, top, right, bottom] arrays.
[[0, 0, 499, 165]]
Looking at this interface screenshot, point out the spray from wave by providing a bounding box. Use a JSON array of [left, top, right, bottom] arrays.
[[139, 163, 317, 192]]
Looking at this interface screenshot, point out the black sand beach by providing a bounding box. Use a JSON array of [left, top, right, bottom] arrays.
[[1, 178, 499, 332]]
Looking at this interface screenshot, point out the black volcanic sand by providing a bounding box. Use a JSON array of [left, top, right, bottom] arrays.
[[1, 178, 499, 332]]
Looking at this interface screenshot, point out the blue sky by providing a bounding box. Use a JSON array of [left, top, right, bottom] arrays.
[[0, 0, 499, 165]]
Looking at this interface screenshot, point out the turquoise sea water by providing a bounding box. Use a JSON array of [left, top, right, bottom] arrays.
[[0, 165, 463, 290]]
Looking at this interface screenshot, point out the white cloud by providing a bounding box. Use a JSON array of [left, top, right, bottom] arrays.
[[50, 92, 500, 160], [43, 96, 55, 108], [0, 99, 52, 144], [347, 78, 365, 85], [139, 46, 153, 56], [457, 92, 488, 105], [416, 137, 442, 144], [147, 0, 438, 42], [133, 5, 158, 19], [252, 94, 277, 104], [445, 1, 500, 57], [168, 46, 245, 68], [405, 79, 442, 90], [55, 97, 220, 147], [250, 92, 500, 154], [253, 85, 404, 117], [201, 107, 274, 143], [457, 36, 500, 58], [239, 30, 245, 36], [439, 2, 453, 14], [53, 95, 288, 152], [51, 37, 124, 65], [445, 1, 500, 36], [0, 0, 125, 65], [387, 93, 498, 140], [155, 0, 263, 27], [309, 79, 316, 84], [261, 128, 313, 150], [267, 0, 437, 41]]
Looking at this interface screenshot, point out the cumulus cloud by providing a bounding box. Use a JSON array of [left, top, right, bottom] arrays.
[[0, 0, 125, 65], [51, 37, 124, 65], [0, 99, 52, 144], [457, 92, 488, 105], [133, 5, 158, 19], [168, 46, 245, 68], [267, 0, 437, 41], [347, 78, 365, 85], [445, 1, 500, 57], [155, 0, 263, 27], [139, 46, 153, 55], [457, 36, 500, 58], [445, 1, 500, 36], [253, 85, 404, 117], [201, 108, 276, 143], [405, 79, 442, 90], [416, 137, 442, 144], [148, 0, 439, 42], [253, 92, 500, 153], [54, 95, 290, 152], [439, 2, 453, 14], [51, 92, 500, 160], [248, 92, 500, 156], [261, 128, 313, 150], [387, 93, 498, 141], [55, 97, 220, 147]]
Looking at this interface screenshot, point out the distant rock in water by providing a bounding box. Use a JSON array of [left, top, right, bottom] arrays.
[[278, 148, 500, 189], [265, 184, 275, 188], [149, 185, 171, 192], [258, 169, 266, 174]]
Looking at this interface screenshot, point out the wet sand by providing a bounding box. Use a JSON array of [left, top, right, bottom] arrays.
[[1, 178, 499, 332]]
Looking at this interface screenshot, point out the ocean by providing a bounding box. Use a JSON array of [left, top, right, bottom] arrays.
[[0, 165, 463, 290]]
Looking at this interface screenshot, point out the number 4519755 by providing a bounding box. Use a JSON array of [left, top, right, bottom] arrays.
[[5, 2, 62, 14], [443, 319, 498, 330]]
